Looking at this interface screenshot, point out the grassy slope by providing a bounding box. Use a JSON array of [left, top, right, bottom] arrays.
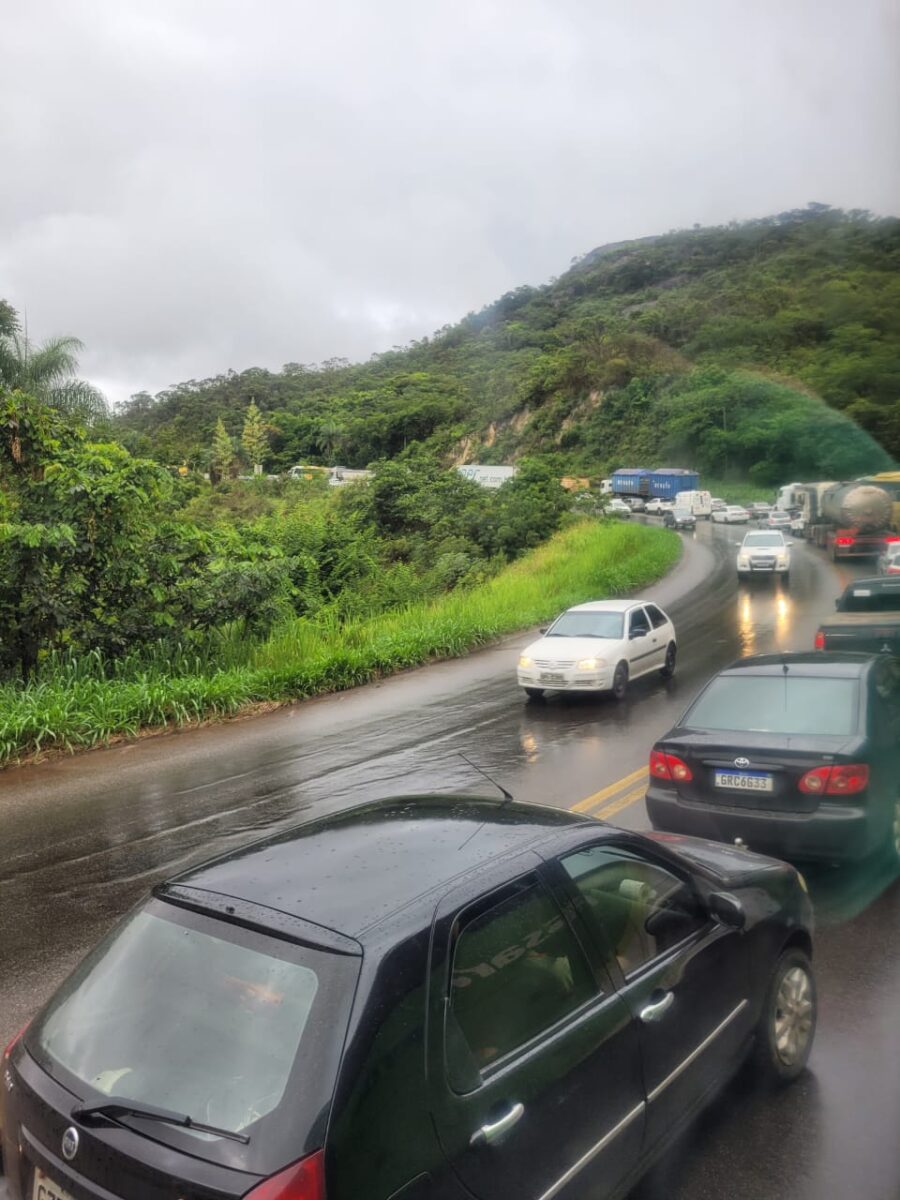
[[0, 520, 679, 766]]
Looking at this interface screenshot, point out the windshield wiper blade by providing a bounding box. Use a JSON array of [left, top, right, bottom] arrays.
[[71, 1097, 250, 1144]]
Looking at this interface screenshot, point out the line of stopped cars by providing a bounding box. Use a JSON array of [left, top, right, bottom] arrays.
[[2, 608, 898, 1200]]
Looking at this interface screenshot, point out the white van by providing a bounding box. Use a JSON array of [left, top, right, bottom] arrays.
[[674, 489, 712, 519]]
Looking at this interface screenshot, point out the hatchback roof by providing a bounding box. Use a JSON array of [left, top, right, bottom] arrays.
[[724, 652, 873, 677], [162, 796, 589, 942], [566, 599, 644, 613]]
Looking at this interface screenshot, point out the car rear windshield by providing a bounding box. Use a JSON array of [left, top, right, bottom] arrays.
[[29, 900, 358, 1174], [548, 611, 624, 638], [743, 533, 784, 547], [684, 674, 859, 735], [837, 584, 900, 613]]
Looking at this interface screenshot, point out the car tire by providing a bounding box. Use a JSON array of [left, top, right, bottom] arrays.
[[659, 643, 677, 679], [524, 687, 544, 701], [750, 948, 817, 1087], [611, 662, 629, 701]]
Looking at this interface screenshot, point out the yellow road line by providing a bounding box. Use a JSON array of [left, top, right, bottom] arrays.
[[571, 765, 648, 813], [593, 782, 649, 821]]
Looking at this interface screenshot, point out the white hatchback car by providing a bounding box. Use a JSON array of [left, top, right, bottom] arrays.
[[736, 530, 792, 579], [517, 599, 677, 701]]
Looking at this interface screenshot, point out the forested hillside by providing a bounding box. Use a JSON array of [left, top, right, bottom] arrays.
[[117, 205, 898, 480]]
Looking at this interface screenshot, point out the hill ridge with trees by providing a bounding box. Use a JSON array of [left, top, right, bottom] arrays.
[[115, 204, 897, 482]]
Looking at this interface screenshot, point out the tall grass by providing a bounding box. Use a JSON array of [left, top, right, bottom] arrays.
[[0, 521, 680, 766]]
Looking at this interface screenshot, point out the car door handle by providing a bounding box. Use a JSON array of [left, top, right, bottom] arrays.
[[470, 1102, 525, 1146], [640, 991, 675, 1023]]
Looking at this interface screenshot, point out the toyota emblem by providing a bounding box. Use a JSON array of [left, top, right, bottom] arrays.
[[734, 756, 750, 768], [61, 1126, 79, 1161]]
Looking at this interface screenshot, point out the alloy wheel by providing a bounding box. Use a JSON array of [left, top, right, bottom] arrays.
[[773, 966, 815, 1067]]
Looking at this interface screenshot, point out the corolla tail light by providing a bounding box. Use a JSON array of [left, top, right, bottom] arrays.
[[814, 630, 826, 651], [649, 749, 693, 782], [798, 764, 869, 796], [242, 1150, 325, 1200]]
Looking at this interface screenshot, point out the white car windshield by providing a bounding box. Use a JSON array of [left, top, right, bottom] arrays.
[[547, 611, 625, 638]]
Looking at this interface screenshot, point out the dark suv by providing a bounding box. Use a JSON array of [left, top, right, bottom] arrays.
[[2, 798, 815, 1200]]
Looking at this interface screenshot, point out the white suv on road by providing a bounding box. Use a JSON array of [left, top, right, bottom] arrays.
[[737, 530, 792, 580], [517, 599, 677, 701]]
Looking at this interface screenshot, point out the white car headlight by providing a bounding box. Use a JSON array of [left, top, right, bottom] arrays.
[[576, 657, 606, 670], [518, 655, 534, 668], [776, 556, 788, 568], [737, 556, 750, 568]]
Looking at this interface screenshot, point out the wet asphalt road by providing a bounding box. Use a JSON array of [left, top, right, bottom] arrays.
[[1, 521, 898, 1200]]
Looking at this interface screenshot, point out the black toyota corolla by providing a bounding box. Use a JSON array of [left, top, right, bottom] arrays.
[[646, 652, 900, 865], [2, 797, 814, 1200]]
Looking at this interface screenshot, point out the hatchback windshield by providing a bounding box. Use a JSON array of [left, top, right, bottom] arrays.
[[743, 533, 785, 548], [548, 610, 624, 638], [684, 674, 858, 735], [30, 900, 357, 1173]]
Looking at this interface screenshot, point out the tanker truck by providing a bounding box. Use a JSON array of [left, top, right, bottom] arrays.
[[803, 480, 899, 560]]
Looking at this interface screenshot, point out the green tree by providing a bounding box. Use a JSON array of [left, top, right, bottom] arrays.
[[0, 305, 107, 421], [211, 417, 234, 482], [241, 401, 268, 474], [315, 417, 345, 463], [0, 390, 293, 676]]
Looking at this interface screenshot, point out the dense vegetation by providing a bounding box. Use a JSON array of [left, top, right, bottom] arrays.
[[0, 496, 678, 764], [116, 205, 898, 480], [0, 385, 589, 681]]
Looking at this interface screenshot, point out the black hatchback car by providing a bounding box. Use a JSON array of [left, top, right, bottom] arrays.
[[646, 652, 900, 866], [2, 798, 815, 1200]]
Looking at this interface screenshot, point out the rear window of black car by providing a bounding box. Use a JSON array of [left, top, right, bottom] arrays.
[[837, 583, 900, 612], [684, 674, 859, 736], [29, 899, 358, 1174]]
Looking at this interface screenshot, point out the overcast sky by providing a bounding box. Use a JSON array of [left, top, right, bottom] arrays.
[[2, 0, 898, 405]]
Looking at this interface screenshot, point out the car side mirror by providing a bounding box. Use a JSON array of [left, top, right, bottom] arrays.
[[540, 628, 548, 635], [708, 891, 745, 930]]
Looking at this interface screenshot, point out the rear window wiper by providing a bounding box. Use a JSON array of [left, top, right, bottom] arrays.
[[71, 1097, 250, 1144]]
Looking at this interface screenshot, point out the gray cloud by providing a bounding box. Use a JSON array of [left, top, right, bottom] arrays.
[[2, 0, 898, 403]]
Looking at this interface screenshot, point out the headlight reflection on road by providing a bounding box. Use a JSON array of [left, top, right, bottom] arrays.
[[520, 732, 539, 763], [775, 591, 793, 640], [738, 593, 756, 655]]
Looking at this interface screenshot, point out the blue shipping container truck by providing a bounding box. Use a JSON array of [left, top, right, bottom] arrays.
[[611, 468, 699, 500]]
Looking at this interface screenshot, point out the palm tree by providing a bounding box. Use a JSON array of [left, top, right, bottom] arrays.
[[0, 324, 108, 421]]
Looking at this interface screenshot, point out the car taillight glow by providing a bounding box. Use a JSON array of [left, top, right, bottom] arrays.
[[242, 1150, 325, 1200], [814, 630, 826, 651], [2, 1023, 28, 1061], [649, 749, 693, 782], [834, 536, 855, 547], [798, 764, 869, 796]]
